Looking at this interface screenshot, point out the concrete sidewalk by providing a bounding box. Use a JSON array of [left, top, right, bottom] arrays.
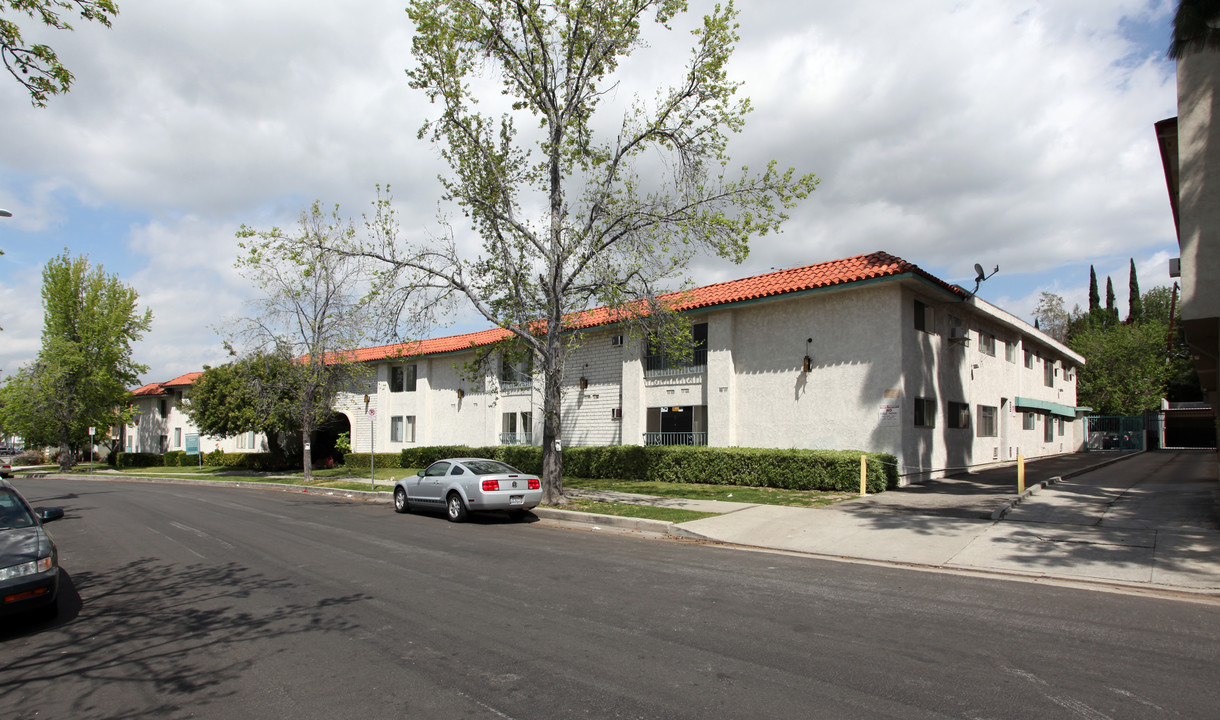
[[668, 450, 1220, 593]]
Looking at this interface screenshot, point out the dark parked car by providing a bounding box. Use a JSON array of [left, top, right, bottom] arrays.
[[394, 458, 543, 522], [0, 479, 64, 619]]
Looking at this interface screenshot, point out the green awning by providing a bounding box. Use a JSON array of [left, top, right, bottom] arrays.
[[1013, 396, 1079, 418]]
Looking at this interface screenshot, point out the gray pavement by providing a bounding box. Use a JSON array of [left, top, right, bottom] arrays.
[[666, 450, 1220, 593]]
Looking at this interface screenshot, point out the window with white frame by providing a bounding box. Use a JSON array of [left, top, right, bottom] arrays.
[[1005, 340, 1016, 363], [979, 332, 996, 357], [1044, 414, 1054, 442], [174, 428, 182, 448], [1044, 358, 1055, 387], [977, 405, 998, 437], [1022, 411, 1036, 430], [1024, 349, 1035, 369], [1057, 417, 1065, 436], [391, 415, 404, 443], [914, 397, 937, 427], [405, 416, 416, 443]]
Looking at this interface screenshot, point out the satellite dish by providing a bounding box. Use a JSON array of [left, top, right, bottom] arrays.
[[974, 263, 986, 282]]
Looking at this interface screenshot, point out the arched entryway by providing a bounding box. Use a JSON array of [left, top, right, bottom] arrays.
[[312, 412, 352, 467]]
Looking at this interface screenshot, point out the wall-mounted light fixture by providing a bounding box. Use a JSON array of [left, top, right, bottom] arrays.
[[803, 338, 813, 373], [579, 377, 588, 389], [456, 389, 465, 399]]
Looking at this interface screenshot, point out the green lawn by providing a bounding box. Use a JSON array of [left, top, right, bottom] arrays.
[[554, 498, 717, 523]]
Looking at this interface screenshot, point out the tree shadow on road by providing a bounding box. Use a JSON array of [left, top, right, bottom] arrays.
[[0, 558, 370, 720]]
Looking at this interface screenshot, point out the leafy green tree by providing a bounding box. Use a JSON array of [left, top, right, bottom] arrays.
[[1, 0, 119, 107], [1070, 321, 1176, 415], [1127, 258, 1142, 323], [0, 252, 151, 470], [183, 351, 302, 460], [355, 0, 816, 502]]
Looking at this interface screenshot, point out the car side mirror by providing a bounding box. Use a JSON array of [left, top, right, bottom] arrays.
[[36, 507, 64, 523], [416, 470, 424, 477]]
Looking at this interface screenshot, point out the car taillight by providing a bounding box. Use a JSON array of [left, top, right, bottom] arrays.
[[528, 479, 540, 490], [482, 479, 500, 491]]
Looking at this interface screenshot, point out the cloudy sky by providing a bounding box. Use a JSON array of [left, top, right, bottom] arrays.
[[0, 0, 1182, 384]]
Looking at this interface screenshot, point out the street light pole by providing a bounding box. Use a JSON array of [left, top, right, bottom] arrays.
[[0, 209, 12, 217]]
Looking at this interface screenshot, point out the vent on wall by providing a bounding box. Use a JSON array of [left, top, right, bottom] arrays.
[[611, 408, 623, 420], [993, 447, 998, 460], [611, 334, 624, 346]]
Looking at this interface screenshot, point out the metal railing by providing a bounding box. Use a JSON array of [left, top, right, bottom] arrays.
[[643, 349, 707, 378], [643, 432, 707, 446], [499, 432, 534, 446]]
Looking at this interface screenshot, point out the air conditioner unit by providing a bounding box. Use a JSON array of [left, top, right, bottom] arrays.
[[611, 408, 623, 420], [949, 327, 970, 341]]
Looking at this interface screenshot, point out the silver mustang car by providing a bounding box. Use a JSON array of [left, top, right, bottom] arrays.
[[394, 458, 543, 522]]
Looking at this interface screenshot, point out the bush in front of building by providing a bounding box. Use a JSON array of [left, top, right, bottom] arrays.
[[344, 452, 404, 470], [641, 446, 897, 492], [117, 452, 163, 468], [162, 450, 185, 467], [394, 444, 896, 491]]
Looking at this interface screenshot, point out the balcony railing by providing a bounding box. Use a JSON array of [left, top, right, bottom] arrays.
[[499, 432, 534, 446], [644, 432, 708, 446], [643, 349, 707, 378]]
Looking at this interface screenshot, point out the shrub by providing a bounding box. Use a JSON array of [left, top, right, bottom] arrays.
[[344, 452, 404, 470], [163, 450, 185, 467], [394, 444, 896, 491], [14, 449, 44, 465], [117, 452, 163, 469]]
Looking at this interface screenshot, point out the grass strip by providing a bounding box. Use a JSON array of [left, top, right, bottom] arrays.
[[564, 477, 852, 508], [552, 498, 717, 523]]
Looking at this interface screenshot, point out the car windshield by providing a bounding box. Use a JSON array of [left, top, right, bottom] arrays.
[[0, 490, 35, 530], [463, 460, 518, 475]]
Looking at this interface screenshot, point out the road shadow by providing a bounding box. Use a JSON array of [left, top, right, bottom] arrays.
[[0, 558, 369, 720]]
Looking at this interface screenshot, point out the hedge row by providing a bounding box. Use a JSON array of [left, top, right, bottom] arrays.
[[389, 445, 897, 492], [202, 450, 283, 470], [115, 452, 164, 469], [343, 452, 405, 470]]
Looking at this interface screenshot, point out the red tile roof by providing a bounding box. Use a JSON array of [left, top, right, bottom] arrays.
[[131, 382, 169, 397], [131, 371, 204, 397], [350, 251, 961, 363], [163, 372, 204, 388]]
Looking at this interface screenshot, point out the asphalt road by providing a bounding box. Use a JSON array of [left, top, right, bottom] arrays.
[[2, 477, 1218, 720]]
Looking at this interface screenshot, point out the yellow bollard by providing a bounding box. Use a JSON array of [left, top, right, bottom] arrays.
[[1017, 454, 1025, 494], [860, 455, 867, 497]]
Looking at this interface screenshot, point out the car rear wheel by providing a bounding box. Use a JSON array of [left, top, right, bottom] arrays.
[[446, 492, 468, 523], [394, 486, 410, 514]]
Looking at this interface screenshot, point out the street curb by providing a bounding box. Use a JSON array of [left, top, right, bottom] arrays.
[[530, 507, 677, 535], [989, 451, 1143, 521], [19, 472, 394, 502]]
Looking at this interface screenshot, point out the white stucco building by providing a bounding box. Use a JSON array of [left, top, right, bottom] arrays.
[[123, 373, 268, 456], [1157, 34, 1220, 414], [335, 252, 1085, 483]]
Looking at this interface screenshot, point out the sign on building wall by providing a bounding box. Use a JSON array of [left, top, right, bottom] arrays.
[[878, 402, 901, 426]]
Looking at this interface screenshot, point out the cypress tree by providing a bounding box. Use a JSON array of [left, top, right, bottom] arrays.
[[1105, 277, 1117, 325], [1088, 266, 1100, 314], [1128, 258, 1142, 323]]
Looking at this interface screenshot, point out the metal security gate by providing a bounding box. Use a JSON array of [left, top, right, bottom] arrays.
[[1085, 416, 1145, 452]]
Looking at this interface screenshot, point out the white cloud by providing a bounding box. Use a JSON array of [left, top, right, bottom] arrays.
[[0, 0, 1186, 381]]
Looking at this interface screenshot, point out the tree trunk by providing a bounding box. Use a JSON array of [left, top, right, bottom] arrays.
[[540, 354, 565, 505], [58, 439, 73, 473], [301, 425, 313, 482]]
